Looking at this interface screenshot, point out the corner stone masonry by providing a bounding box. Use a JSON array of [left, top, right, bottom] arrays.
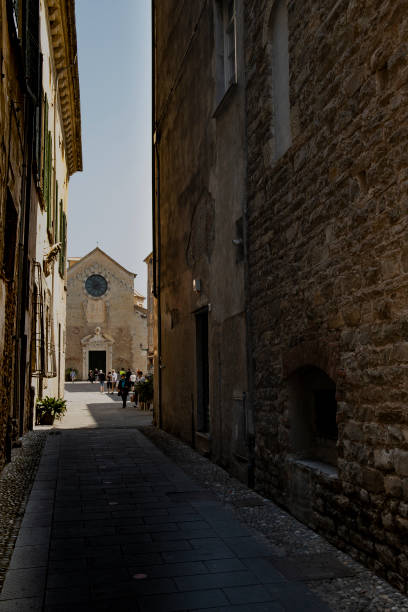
[[245, 0, 408, 593]]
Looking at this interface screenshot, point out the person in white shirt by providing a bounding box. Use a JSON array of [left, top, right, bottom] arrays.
[[111, 369, 118, 392]]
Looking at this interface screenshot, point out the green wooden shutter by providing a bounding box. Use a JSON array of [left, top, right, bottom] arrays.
[[46, 131, 52, 232], [34, 56, 43, 179], [58, 200, 63, 276], [41, 93, 48, 194], [54, 180, 58, 241], [62, 212, 67, 275]]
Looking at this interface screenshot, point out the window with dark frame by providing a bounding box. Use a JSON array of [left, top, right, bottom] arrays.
[[269, 0, 292, 160], [214, 0, 237, 107]]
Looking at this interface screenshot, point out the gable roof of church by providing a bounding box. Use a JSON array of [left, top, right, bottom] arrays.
[[67, 247, 136, 278]]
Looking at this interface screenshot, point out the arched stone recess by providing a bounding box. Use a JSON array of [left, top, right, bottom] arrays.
[[287, 366, 338, 467], [282, 339, 340, 383], [282, 340, 342, 469]]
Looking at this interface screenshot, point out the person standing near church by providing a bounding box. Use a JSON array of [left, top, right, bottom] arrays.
[[98, 369, 106, 393], [111, 369, 118, 392], [107, 371, 113, 393], [118, 374, 130, 408]]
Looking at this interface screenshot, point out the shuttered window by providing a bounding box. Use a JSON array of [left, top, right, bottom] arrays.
[[45, 131, 52, 233], [54, 180, 58, 242], [33, 55, 43, 180], [58, 201, 64, 277], [60, 212, 67, 277], [24, 0, 40, 102], [41, 93, 48, 196]]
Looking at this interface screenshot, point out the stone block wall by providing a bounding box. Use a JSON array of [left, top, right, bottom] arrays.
[[245, 0, 408, 591]]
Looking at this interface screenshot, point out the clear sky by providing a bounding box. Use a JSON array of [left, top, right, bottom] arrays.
[[68, 0, 152, 296]]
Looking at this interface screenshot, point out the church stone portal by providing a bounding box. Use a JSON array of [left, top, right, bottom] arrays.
[[66, 248, 148, 379]]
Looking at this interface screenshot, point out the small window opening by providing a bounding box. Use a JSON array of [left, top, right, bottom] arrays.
[[214, 0, 237, 106], [269, 0, 291, 160], [288, 366, 338, 466]]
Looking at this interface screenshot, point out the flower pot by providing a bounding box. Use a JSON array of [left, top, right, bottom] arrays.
[[37, 412, 55, 425]]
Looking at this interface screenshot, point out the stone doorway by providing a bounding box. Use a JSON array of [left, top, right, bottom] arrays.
[[81, 327, 114, 379], [89, 350, 106, 373]]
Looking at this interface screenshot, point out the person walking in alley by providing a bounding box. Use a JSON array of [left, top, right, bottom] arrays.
[[118, 374, 130, 408], [88, 369, 95, 383], [70, 368, 76, 382], [98, 369, 106, 393]]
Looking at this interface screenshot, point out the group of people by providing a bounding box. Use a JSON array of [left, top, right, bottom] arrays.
[[88, 368, 146, 408]]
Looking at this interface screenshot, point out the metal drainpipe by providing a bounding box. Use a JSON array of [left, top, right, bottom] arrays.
[[151, 0, 162, 429]]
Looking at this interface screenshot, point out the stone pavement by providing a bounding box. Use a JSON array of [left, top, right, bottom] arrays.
[[0, 385, 330, 611]]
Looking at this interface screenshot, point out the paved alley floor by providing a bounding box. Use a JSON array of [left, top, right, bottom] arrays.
[[0, 384, 330, 611]]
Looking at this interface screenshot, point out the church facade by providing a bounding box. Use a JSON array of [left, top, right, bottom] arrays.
[[66, 248, 147, 379]]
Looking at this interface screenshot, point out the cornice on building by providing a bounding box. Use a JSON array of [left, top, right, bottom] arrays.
[[47, 0, 82, 176]]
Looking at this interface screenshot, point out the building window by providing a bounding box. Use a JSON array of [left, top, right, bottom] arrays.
[[24, 0, 40, 102], [7, 0, 21, 40], [269, 0, 291, 160], [287, 366, 338, 467], [214, 0, 237, 106]]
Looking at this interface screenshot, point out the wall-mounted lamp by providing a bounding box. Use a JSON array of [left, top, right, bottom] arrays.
[[193, 279, 201, 293]]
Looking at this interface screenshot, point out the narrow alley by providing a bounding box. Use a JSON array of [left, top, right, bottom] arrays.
[[0, 384, 328, 611], [0, 386, 407, 611]]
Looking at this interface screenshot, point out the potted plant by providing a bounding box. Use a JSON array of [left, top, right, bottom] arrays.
[[135, 376, 153, 410], [36, 396, 67, 425]]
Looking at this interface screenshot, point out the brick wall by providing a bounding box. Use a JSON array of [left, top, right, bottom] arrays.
[[246, 0, 408, 591]]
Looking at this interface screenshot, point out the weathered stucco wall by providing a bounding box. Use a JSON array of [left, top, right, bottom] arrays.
[[246, 0, 408, 592], [154, 0, 249, 479], [0, 0, 31, 467]]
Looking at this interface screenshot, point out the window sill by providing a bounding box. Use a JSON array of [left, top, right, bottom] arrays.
[[212, 82, 237, 118], [287, 456, 339, 479], [195, 430, 211, 440]]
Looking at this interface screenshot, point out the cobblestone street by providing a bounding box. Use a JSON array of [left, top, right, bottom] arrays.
[[0, 384, 407, 611]]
